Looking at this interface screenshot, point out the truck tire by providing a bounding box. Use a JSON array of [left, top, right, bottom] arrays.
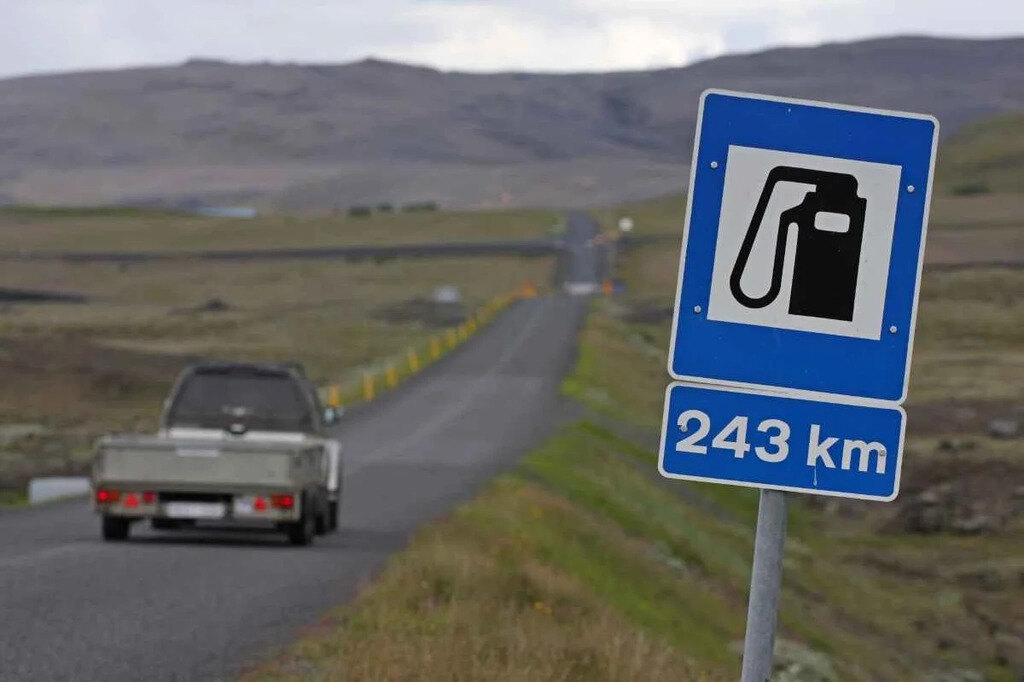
[[314, 502, 328, 536], [102, 515, 131, 541], [286, 498, 315, 546], [327, 500, 339, 533]]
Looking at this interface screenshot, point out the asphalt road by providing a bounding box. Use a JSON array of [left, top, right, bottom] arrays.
[[0, 212, 603, 681]]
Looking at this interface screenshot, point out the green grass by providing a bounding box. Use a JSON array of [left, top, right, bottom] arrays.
[[0, 490, 28, 507]]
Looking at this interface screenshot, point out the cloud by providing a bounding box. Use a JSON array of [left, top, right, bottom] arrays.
[[0, 0, 1019, 78]]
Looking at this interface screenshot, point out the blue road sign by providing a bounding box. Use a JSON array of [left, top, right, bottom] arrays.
[[668, 90, 938, 402], [659, 383, 905, 501]]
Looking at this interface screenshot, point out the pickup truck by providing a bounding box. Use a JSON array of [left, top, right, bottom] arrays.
[[91, 361, 343, 546]]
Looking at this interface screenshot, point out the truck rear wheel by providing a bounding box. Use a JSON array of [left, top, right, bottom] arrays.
[[286, 499, 315, 546], [327, 500, 339, 533], [102, 515, 131, 541]]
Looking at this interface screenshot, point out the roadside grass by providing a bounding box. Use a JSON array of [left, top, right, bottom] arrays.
[[0, 206, 560, 253], [245, 427, 738, 682], [0, 489, 28, 507]]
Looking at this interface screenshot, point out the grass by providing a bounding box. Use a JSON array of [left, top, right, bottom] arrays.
[[937, 112, 1024, 195], [0, 489, 28, 508]]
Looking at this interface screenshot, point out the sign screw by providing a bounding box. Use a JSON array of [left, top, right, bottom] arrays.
[[693, 305, 702, 314], [710, 161, 719, 169], [906, 185, 915, 193], [889, 325, 898, 334]]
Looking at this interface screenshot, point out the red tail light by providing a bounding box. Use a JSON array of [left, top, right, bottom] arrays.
[[270, 494, 294, 510], [95, 489, 120, 504], [143, 491, 156, 504], [124, 493, 139, 508], [254, 496, 268, 511]]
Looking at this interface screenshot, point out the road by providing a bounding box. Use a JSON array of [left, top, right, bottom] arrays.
[[0, 213, 603, 681]]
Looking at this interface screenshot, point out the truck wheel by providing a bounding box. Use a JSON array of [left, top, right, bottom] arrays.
[[286, 500, 315, 546], [314, 503, 328, 536], [327, 501, 339, 533], [102, 515, 131, 541]]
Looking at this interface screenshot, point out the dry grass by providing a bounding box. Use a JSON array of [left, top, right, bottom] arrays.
[[245, 473, 720, 682]]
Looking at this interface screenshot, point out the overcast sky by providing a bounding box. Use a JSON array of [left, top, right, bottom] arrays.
[[1, 0, 1021, 78]]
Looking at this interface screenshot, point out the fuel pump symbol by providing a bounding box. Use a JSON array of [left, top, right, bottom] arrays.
[[729, 166, 867, 322]]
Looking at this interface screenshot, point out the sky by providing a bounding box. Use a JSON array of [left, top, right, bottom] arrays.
[[0, 0, 1021, 78]]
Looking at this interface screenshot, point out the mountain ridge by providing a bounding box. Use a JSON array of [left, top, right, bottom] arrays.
[[1, 35, 1020, 209]]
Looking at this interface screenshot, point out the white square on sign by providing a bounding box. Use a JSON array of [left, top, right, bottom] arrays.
[[706, 145, 901, 340]]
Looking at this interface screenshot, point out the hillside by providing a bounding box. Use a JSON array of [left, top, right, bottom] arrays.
[[938, 112, 1024, 194], [0, 35, 1021, 210]]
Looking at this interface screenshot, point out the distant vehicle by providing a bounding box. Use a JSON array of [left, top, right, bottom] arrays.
[[91, 362, 343, 546], [431, 285, 465, 325]]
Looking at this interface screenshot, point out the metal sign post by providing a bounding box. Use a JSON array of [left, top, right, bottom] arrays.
[[740, 489, 787, 682]]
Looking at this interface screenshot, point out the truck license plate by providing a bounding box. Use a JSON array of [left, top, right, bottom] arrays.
[[164, 502, 225, 519]]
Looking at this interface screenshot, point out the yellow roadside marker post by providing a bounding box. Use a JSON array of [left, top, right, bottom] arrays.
[[386, 365, 398, 388], [328, 385, 341, 408], [363, 373, 375, 401], [408, 348, 420, 373], [431, 337, 442, 359], [447, 329, 457, 349]]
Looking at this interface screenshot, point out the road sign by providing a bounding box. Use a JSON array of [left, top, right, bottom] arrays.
[[659, 383, 905, 501], [669, 90, 938, 402]]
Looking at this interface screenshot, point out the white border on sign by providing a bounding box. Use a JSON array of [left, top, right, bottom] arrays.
[[666, 88, 940, 405], [656, 381, 907, 502]]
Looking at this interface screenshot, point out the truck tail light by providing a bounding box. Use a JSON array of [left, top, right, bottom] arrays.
[[270, 494, 294, 510], [143, 491, 156, 504], [254, 496, 268, 511], [124, 493, 139, 508], [95, 489, 120, 504]]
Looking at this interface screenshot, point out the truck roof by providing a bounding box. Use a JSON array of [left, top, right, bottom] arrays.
[[186, 361, 307, 378]]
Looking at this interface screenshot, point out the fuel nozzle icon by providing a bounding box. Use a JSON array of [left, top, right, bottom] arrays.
[[730, 166, 867, 322]]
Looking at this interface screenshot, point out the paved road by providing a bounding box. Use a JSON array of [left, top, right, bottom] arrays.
[[0, 213, 603, 681]]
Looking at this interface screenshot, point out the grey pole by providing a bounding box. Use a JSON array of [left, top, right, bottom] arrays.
[[740, 488, 788, 682]]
